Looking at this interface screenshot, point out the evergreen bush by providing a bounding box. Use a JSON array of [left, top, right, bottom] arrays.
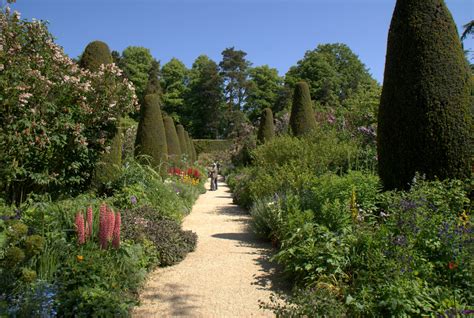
[[79, 41, 113, 72], [377, 0, 472, 190], [257, 108, 275, 144], [176, 124, 188, 157], [289, 82, 317, 136], [163, 116, 182, 161], [134, 94, 168, 169]]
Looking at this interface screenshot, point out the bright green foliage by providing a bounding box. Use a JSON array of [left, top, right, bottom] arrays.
[[163, 116, 181, 160], [79, 40, 113, 72], [0, 12, 137, 203], [176, 124, 188, 157], [286, 43, 375, 108], [120, 46, 154, 101], [145, 59, 162, 96], [246, 65, 283, 122], [92, 127, 123, 189], [219, 47, 251, 110], [186, 55, 224, 138], [289, 82, 317, 136], [135, 94, 168, 169], [161, 58, 188, 122], [257, 108, 275, 144], [377, 0, 472, 190]]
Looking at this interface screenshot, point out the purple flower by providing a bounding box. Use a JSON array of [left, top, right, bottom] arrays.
[[130, 196, 137, 205]]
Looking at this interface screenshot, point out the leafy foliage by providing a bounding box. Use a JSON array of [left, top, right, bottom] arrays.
[[0, 11, 137, 203]]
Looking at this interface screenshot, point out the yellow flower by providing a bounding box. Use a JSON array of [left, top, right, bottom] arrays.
[[77, 255, 84, 262]]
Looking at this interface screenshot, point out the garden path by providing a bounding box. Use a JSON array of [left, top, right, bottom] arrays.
[[133, 176, 286, 318]]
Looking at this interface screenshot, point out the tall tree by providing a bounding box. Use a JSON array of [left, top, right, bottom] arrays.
[[161, 58, 188, 123], [245, 65, 283, 123], [286, 43, 375, 108], [120, 46, 154, 101], [145, 59, 162, 96], [461, 20, 473, 42], [377, 0, 471, 190], [186, 55, 224, 138], [219, 47, 251, 111]]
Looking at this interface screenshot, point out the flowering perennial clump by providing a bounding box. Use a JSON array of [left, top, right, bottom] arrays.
[[75, 204, 121, 249]]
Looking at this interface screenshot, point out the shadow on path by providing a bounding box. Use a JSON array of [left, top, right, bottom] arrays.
[[140, 283, 200, 317]]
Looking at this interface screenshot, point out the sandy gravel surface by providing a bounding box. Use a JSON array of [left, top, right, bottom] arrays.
[[133, 177, 286, 318]]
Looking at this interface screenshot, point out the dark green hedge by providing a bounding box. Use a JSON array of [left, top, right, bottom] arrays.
[[193, 139, 234, 155]]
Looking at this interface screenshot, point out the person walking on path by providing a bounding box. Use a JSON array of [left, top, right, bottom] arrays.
[[209, 163, 218, 191]]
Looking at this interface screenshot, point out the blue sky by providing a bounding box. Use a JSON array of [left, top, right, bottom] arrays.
[[9, 0, 474, 83]]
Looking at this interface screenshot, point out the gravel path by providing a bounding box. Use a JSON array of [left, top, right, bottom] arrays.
[[133, 177, 286, 318]]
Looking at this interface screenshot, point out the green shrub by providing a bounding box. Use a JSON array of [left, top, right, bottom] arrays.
[[163, 116, 182, 161], [0, 12, 137, 203], [289, 81, 316, 136], [79, 40, 113, 72], [92, 126, 123, 192], [121, 206, 197, 266], [135, 94, 168, 170], [193, 139, 233, 155], [249, 195, 284, 244], [377, 0, 472, 190], [176, 124, 188, 158], [257, 108, 275, 144]]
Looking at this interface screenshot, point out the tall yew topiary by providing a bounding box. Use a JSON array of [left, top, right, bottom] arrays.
[[377, 0, 472, 190], [176, 124, 188, 157], [135, 94, 168, 169], [163, 116, 182, 160], [79, 41, 113, 72], [79, 40, 121, 189], [289, 81, 317, 136], [257, 108, 275, 144]]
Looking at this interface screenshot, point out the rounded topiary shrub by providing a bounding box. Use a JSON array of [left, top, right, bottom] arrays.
[[79, 40, 113, 72], [135, 94, 168, 169], [257, 108, 275, 144], [377, 0, 472, 190], [289, 81, 317, 136], [184, 131, 194, 163]]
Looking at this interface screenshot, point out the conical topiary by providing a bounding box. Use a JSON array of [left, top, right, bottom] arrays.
[[135, 94, 168, 169], [289, 81, 317, 136], [377, 0, 472, 190], [163, 116, 182, 161], [257, 108, 275, 144], [176, 124, 188, 157], [79, 41, 113, 72]]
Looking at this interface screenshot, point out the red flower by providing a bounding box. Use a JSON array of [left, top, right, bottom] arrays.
[[112, 211, 121, 249], [85, 206, 93, 239], [448, 261, 458, 270], [106, 206, 115, 241], [75, 212, 85, 245]]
